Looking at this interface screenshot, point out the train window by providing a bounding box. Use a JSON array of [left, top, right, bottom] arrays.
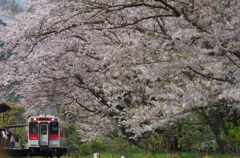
[[29, 122, 38, 134], [41, 125, 48, 135], [50, 122, 59, 134]]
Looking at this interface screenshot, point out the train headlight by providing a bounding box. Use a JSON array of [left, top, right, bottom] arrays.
[[31, 118, 37, 121]]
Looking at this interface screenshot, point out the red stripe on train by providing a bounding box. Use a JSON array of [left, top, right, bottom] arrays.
[[29, 134, 38, 140], [50, 134, 59, 140]]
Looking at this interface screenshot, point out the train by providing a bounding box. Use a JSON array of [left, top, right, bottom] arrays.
[[0, 103, 69, 158], [27, 115, 69, 158]]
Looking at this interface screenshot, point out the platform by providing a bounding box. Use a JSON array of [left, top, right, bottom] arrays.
[[0, 148, 29, 157]]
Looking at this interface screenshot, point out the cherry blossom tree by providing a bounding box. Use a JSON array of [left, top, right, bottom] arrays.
[[0, 0, 239, 141]]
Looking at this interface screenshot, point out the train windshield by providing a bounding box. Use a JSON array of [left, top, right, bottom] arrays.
[[29, 122, 38, 134], [50, 122, 59, 134]]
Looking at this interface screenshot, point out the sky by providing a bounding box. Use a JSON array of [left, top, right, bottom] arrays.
[[17, 0, 28, 8], [0, 0, 28, 22]]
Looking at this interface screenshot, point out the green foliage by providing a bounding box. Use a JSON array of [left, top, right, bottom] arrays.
[[59, 105, 81, 153], [176, 116, 200, 151], [76, 151, 234, 158], [59, 106, 67, 121], [176, 114, 216, 152], [78, 138, 108, 156], [131, 145, 145, 154], [221, 120, 240, 155], [68, 122, 80, 152], [79, 143, 91, 156], [1, 102, 27, 144], [3, 102, 25, 125], [79, 137, 131, 157], [107, 137, 132, 156], [89, 138, 108, 153], [134, 132, 166, 153]]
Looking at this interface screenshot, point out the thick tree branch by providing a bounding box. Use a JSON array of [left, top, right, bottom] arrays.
[[187, 66, 233, 83], [154, 0, 181, 17]]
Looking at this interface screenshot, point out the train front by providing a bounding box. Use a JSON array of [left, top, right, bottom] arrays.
[[27, 115, 68, 158]]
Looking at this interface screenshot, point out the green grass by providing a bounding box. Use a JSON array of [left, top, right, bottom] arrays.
[[24, 152, 237, 158], [61, 152, 236, 158]]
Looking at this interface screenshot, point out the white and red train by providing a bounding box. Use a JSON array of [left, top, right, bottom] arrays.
[[27, 115, 68, 158]]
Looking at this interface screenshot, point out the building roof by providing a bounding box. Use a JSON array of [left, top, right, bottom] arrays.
[[4, 124, 27, 128], [0, 103, 12, 113]]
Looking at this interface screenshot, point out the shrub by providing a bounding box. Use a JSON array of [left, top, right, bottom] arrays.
[[131, 145, 145, 154], [107, 137, 132, 156], [89, 138, 108, 153], [79, 138, 108, 155], [221, 120, 240, 155], [79, 143, 91, 156]]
